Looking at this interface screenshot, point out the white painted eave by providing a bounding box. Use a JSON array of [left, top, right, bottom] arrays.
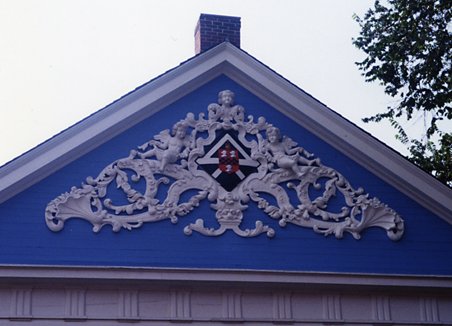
[[0, 42, 451, 224], [1, 265, 451, 289]]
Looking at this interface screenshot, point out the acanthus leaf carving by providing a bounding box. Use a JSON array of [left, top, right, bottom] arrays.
[[45, 90, 404, 240]]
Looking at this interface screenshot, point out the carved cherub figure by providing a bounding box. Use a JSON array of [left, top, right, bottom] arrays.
[[208, 90, 245, 123], [219, 90, 234, 108], [139, 121, 192, 170], [263, 126, 319, 177]]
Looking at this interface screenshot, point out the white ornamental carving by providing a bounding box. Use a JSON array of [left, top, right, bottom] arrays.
[[45, 90, 404, 240]]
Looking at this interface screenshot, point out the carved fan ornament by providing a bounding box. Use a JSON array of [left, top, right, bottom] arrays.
[[45, 90, 404, 240]]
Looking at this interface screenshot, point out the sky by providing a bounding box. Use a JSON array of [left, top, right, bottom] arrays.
[[0, 0, 419, 166]]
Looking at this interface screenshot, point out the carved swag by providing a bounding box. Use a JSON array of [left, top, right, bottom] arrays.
[[45, 90, 404, 240]]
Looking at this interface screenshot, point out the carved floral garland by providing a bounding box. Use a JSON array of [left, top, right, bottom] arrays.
[[45, 90, 404, 240]]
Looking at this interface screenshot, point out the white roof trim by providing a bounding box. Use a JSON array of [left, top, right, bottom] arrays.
[[0, 43, 451, 224], [1, 265, 451, 289]]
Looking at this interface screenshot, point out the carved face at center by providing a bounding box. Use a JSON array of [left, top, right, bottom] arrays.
[[218, 90, 234, 107]]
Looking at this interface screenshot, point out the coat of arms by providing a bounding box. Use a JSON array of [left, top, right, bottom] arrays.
[[218, 143, 239, 175], [45, 90, 404, 240]]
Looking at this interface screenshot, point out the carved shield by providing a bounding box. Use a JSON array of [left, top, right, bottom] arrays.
[[196, 132, 259, 192], [218, 143, 239, 174]]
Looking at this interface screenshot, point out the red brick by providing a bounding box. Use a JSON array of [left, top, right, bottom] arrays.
[[194, 13, 241, 54]]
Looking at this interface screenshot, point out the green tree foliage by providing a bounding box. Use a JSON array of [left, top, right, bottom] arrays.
[[353, 0, 451, 186], [409, 133, 452, 185]]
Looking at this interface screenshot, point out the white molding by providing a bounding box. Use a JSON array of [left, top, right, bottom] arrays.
[[372, 295, 391, 322], [420, 297, 439, 323], [0, 42, 451, 225], [323, 294, 342, 320], [1, 277, 451, 324], [118, 290, 139, 319], [10, 288, 32, 319], [0, 265, 451, 289], [273, 293, 292, 320], [65, 288, 86, 319], [222, 292, 242, 319], [170, 290, 191, 319]]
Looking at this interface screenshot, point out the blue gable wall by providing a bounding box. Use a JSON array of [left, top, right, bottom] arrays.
[[1, 75, 452, 275]]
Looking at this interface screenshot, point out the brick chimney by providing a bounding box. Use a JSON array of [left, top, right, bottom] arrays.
[[194, 14, 241, 54]]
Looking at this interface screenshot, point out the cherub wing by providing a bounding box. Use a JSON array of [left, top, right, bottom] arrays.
[[153, 129, 171, 142], [282, 136, 298, 151], [138, 129, 170, 151], [152, 129, 173, 151], [282, 135, 314, 158]]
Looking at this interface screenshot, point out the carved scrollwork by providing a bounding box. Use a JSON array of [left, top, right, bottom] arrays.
[[45, 90, 404, 240]]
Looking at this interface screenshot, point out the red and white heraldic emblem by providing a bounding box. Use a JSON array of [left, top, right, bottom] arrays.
[[218, 143, 239, 174]]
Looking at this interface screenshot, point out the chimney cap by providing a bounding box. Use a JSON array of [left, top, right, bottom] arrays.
[[194, 13, 241, 54]]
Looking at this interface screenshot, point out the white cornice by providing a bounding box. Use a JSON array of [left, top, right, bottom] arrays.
[[0, 265, 451, 289], [0, 42, 451, 225]]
